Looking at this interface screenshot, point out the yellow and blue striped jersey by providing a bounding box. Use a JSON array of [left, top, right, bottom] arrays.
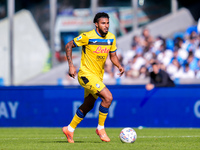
[[73, 29, 117, 79]]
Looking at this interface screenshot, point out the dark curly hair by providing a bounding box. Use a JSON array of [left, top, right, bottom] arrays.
[[93, 12, 109, 23]]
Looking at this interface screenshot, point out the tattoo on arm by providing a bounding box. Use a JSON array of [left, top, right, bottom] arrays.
[[65, 41, 74, 66]]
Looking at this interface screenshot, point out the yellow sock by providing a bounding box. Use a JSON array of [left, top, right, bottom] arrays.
[[98, 111, 108, 126], [98, 104, 109, 126], [69, 109, 85, 129], [69, 114, 83, 129]]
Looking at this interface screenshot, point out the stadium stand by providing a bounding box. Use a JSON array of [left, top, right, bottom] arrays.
[[22, 7, 200, 85]]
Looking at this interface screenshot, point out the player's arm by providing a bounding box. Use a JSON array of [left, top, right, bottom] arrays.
[[65, 40, 76, 78], [109, 52, 124, 77]]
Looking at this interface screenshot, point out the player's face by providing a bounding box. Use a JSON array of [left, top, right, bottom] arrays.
[[96, 17, 109, 36]]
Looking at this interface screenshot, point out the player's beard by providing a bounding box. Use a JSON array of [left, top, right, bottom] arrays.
[[99, 28, 108, 37]]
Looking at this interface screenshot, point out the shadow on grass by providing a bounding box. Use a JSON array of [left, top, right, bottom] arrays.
[[39, 140, 101, 144]]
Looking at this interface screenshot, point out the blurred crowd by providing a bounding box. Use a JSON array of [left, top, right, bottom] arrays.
[[104, 25, 200, 80]]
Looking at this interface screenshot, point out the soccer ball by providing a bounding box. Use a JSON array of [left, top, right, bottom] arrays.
[[119, 127, 137, 143]]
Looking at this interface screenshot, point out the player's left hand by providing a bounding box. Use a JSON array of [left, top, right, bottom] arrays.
[[117, 66, 124, 77]]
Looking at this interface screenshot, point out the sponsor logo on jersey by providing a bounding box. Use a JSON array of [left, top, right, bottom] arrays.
[[96, 55, 105, 61], [93, 46, 109, 54]]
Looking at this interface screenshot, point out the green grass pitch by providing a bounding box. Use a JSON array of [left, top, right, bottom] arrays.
[[0, 128, 200, 150]]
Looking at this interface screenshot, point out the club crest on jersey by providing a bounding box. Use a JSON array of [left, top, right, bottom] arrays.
[[77, 35, 82, 41], [107, 39, 111, 45], [93, 46, 109, 54]]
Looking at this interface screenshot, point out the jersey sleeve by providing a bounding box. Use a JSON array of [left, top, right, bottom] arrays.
[[73, 33, 89, 47], [110, 35, 117, 53]]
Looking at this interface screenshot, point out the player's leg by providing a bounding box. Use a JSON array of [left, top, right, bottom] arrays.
[[68, 93, 96, 130], [95, 87, 113, 142], [97, 87, 113, 108], [63, 93, 96, 143], [97, 87, 112, 128], [79, 94, 97, 114]]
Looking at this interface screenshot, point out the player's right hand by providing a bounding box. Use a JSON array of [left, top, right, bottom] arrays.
[[68, 66, 77, 79], [117, 66, 125, 77]]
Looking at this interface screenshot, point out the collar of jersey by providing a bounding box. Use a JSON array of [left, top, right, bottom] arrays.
[[95, 29, 105, 38]]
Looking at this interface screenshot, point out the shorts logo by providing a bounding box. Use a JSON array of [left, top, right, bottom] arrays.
[[96, 84, 100, 88], [77, 35, 82, 41]]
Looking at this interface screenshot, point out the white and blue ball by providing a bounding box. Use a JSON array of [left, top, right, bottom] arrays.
[[119, 127, 137, 143]]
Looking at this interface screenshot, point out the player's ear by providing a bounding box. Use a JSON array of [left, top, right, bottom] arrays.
[[95, 22, 98, 28]]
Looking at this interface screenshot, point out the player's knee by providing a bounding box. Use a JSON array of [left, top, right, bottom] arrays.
[[104, 94, 113, 105]]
